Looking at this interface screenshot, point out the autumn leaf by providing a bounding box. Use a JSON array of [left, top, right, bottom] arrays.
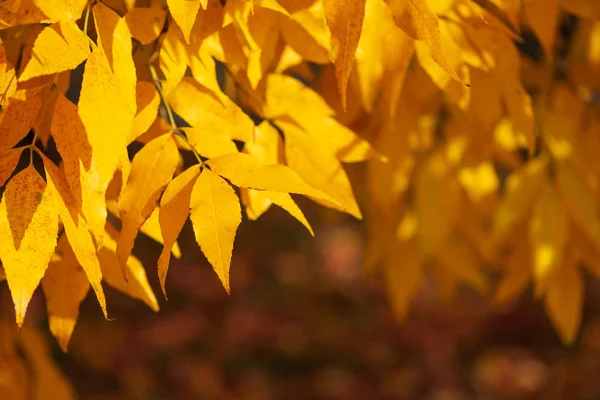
[[323, 0, 366, 108], [42, 235, 90, 352], [0, 166, 59, 326], [32, 0, 87, 22], [19, 20, 90, 82], [158, 165, 201, 296], [168, 0, 202, 43], [102, 224, 159, 312], [125, 8, 168, 45], [168, 77, 254, 142], [386, 0, 460, 81], [43, 156, 108, 320], [18, 327, 76, 399], [117, 133, 179, 267], [207, 152, 340, 205], [545, 249, 584, 344], [78, 46, 135, 240], [190, 168, 242, 293]]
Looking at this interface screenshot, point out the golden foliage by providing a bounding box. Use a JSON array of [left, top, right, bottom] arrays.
[[0, 0, 598, 352]]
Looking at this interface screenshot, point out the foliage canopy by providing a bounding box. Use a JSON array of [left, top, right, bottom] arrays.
[[0, 0, 599, 367]]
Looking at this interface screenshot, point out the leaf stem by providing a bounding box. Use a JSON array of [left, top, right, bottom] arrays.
[[83, 0, 96, 48], [148, 63, 204, 166]]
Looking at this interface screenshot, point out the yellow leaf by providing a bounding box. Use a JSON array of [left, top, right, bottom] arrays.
[[101, 224, 159, 311], [32, 0, 87, 22], [439, 234, 488, 292], [545, 250, 583, 345], [0, 0, 49, 28], [190, 168, 242, 293], [529, 179, 569, 290], [140, 207, 182, 258], [168, 0, 201, 42], [43, 156, 108, 320], [414, 22, 471, 109], [124, 7, 167, 45], [159, 22, 188, 95], [158, 165, 201, 296], [117, 133, 180, 266], [41, 235, 90, 352], [132, 81, 160, 142], [78, 46, 134, 217], [355, 0, 409, 112], [0, 166, 59, 326], [323, 0, 366, 108], [387, 0, 460, 81], [263, 73, 334, 119], [93, 2, 137, 116], [168, 77, 254, 142], [0, 90, 43, 154], [557, 160, 600, 249], [278, 2, 331, 64], [0, 39, 18, 105], [493, 157, 548, 238], [0, 148, 21, 187], [183, 127, 238, 158], [279, 119, 362, 218], [51, 94, 106, 243], [18, 327, 76, 400], [415, 153, 460, 256], [19, 20, 90, 82], [384, 241, 422, 320], [207, 152, 339, 205]]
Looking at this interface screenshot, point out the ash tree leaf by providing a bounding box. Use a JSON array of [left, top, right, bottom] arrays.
[[241, 122, 314, 235], [0, 166, 59, 327], [167, 0, 202, 43], [102, 224, 159, 312], [117, 134, 180, 267], [140, 207, 182, 259], [158, 165, 201, 296], [323, 0, 366, 109], [51, 94, 106, 245], [93, 2, 137, 117], [41, 235, 90, 352], [0, 89, 43, 154], [18, 327, 76, 400], [182, 127, 238, 158], [124, 7, 168, 45], [276, 119, 362, 218], [132, 81, 161, 143], [207, 152, 340, 206], [385, 0, 460, 82], [168, 77, 254, 142], [0, 148, 22, 187], [529, 179, 569, 292], [43, 155, 108, 320], [78, 45, 135, 242], [19, 20, 90, 82], [32, 0, 88, 22], [545, 250, 584, 345], [190, 168, 242, 293]]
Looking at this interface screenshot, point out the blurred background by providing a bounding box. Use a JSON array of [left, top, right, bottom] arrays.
[[3, 199, 600, 400]]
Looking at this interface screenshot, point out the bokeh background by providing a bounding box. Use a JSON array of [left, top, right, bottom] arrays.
[[3, 198, 600, 400]]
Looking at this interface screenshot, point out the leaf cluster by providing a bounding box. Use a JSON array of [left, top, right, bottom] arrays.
[[0, 0, 598, 351]]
